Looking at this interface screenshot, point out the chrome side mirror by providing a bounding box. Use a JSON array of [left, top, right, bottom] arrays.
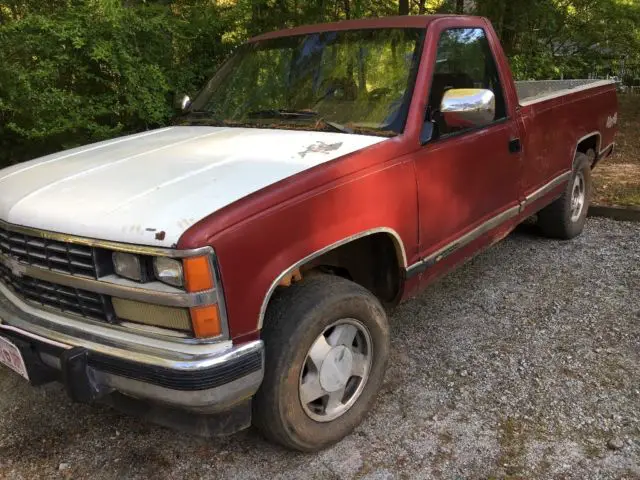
[[174, 94, 191, 112], [440, 88, 496, 128]]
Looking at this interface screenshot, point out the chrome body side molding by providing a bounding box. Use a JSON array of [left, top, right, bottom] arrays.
[[522, 171, 572, 207], [405, 170, 573, 280], [405, 205, 521, 279]]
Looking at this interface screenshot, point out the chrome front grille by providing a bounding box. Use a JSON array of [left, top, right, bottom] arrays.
[[0, 222, 211, 339], [0, 224, 97, 278], [0, 262, 111, 321]]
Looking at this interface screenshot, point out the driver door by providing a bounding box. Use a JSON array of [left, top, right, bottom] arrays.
[[414, 27, 523, 275]]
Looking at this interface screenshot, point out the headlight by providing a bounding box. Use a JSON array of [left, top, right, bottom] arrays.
[[112, 253, 186, 288], [107, 248, 224, 338], [112, 252, 144, 282], [153, 257, 184, 288]]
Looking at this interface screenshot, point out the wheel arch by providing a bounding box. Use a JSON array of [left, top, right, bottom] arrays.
[[257, 228, 407, 329], [575, 131, 601, 167]]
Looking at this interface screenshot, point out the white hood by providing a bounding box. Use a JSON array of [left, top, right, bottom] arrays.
[[0, 127, 385, 247]]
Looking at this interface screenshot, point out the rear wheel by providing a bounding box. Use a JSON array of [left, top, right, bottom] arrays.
[[252, 274, 390, 452], [538, 152, 592, 239]]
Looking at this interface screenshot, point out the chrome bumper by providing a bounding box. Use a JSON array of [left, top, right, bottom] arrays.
[[0, 286, 264, 414]]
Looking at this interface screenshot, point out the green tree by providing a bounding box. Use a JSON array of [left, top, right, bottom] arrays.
[[1, 0, 639, 166]]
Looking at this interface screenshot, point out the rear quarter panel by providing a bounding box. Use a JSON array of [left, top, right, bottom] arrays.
[[518, 82, 618, 195]]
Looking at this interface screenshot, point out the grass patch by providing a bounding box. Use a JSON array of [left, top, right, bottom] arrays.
[[592, 95, 640, 207], [497, 417, 527, 477]]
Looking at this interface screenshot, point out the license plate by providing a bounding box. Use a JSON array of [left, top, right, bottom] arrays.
[[0, 336, 29, 381]]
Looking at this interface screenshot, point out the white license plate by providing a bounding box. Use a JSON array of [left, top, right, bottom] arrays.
[[0, 335, 30, 381]]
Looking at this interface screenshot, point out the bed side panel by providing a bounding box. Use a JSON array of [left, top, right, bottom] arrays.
[[518, 83, 618, 198]]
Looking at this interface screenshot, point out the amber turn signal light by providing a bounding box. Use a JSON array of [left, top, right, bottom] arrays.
[[191, 305, 222, 337], [183, 256, 214, 292]]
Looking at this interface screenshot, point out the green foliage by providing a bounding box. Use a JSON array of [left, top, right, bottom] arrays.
[[1, 0, 639, 167], [0, 0, 236, 165], [476, 0, 640, 80]]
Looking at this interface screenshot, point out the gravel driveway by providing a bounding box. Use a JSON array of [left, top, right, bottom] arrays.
[[0, 218, 638, 479]]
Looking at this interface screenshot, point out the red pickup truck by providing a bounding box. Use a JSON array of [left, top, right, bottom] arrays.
[[0, 15, 617, 451]]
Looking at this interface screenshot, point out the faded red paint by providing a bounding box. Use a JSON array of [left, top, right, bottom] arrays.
[[178, 16, 618, 341], [248, 15, 445, 42]]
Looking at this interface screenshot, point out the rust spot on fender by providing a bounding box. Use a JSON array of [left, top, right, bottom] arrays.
[[155, 231, 166, 241], [299, 141, 343, 158], [278, 268, 302, 287]]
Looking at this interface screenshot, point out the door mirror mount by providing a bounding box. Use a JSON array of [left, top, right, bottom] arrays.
[[420, 120, 435, 145]]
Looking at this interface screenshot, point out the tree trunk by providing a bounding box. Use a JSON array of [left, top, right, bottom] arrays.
[[399, 0, 409, 15], [418, 0, 426, 14], [251, 0, 268, 35], [456, 0, 464, 14], [500, 0, 517, 56]]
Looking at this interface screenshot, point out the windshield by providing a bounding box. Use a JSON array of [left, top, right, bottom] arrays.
[[179, 28, 425, 137]]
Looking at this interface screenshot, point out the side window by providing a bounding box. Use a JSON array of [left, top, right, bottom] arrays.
[[427, 28, 507, 137]]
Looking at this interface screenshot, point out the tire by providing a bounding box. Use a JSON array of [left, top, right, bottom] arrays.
[[538, 152, 592, 239], [252, 273, 390, 452]]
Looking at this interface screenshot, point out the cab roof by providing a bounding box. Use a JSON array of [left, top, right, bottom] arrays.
[[249, 15, 481, 43]]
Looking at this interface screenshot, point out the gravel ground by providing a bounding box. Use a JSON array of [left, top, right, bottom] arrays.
[[0, 218, 638, 479]]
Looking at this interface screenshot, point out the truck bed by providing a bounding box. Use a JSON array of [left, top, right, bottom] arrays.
[[516, 79, 615, 106]]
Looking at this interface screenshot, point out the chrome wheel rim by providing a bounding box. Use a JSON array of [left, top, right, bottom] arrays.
[[299, 318, 373, 422], [570, 171, 586, 222]]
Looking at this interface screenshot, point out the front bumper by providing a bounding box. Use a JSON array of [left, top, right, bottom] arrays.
[[0, 286, 264, 418]]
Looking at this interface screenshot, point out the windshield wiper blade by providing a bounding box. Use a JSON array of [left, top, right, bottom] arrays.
[[247, 109, 318, 119], [320, 119, 354, 134], [174, 115, 226, 127], [243, 109, 354, 134]]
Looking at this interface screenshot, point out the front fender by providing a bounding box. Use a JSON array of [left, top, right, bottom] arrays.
[[201, 160, 417, 339]]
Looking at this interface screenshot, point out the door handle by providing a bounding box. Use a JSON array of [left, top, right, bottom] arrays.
[[509, 138, 522, 154]]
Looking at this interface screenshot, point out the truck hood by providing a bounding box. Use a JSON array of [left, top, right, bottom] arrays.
[[0, 127, 385, 247]]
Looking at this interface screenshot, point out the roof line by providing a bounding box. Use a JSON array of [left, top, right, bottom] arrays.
[[248, 15, 479, 43]]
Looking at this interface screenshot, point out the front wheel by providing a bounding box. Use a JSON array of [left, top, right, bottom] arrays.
[[252, 274, 390, 451], [538, 152, 592, 239]]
